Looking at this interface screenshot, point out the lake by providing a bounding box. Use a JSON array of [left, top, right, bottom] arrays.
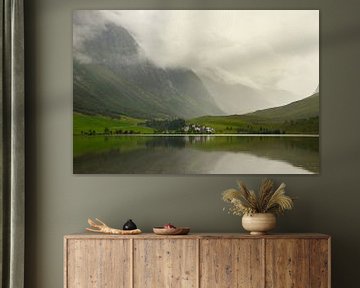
[[73, 135, 319, 174]]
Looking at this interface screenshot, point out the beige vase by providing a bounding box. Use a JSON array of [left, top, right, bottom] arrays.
[[242, 213, 276, 235]]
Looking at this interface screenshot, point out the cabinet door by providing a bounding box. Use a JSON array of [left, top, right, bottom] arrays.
[[309, 239, 330, 288], [266, 239, 310, 287], [200, 239, 264, 288], [66, 239, 131, 288], [134, 239, 198, 288]]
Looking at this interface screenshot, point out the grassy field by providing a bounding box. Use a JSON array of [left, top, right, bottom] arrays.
[[73, 113, 154, 135], [74, 112, 318, 136], [188, 114, 319, 134]]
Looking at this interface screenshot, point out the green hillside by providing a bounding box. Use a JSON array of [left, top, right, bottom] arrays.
[[247, 93, 319, 121], [189, 115, 318, 134], [73, 113, 154, 135], [74, 93, 320, 135], [189, 93, 319, 134]]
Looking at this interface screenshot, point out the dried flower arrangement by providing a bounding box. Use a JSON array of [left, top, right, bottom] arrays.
[[222, 179, 294, 216]]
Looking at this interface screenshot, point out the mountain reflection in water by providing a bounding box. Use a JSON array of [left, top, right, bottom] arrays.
[[73, 135, 319, 174]]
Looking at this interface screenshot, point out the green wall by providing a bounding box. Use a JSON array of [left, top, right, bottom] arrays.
[[25, 0, 360, 287]]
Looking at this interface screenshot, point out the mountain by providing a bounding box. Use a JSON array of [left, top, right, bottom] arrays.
[[201, 75, 298, 115], [189, 93, 319, 134], [73, 23, 223, 119], [246, 92, 319, 121]]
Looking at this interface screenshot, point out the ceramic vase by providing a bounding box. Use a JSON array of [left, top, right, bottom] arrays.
[[242, 213, 276, 235]]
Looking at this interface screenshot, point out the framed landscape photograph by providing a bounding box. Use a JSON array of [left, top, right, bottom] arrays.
[[73, 10, 319, 174]]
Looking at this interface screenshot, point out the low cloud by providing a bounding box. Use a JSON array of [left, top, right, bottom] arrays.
[[73, 10, 319, 98]]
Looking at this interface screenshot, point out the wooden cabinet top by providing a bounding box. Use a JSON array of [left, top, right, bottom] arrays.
[[64, 232, 330, 240]]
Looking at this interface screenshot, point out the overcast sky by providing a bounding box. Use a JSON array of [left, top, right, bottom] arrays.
[[74, 10, 319, 99]]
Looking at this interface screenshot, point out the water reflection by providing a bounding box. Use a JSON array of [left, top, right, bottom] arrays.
[[73, 135, 319, 174]]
